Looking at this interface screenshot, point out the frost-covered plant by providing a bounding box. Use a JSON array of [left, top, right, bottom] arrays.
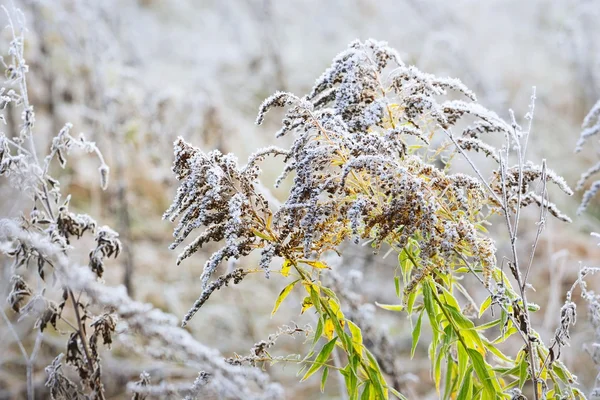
[[0, 7, 118, 399], [575, 100, 600, 214], [563, 255, 600, 399], [167, 40, 581, 399], [0, 7, 282, 399]]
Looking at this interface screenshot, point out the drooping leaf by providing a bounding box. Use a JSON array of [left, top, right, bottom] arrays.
[[411, 311, 423, 358], [301, 336, 337, 382], [301, 296, 313, 314], [467, 348, 502, 398], [479, 296, 492, 318], [456, 366, 473, 400], [347, 320, 364, 357], [320, 366, 329, 393], [271, 279, 299, 316], [376, 302, 404, 312]]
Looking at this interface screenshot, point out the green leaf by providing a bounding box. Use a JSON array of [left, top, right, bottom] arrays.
[[366, 366, 386, 400], [518, 359, 528, 389], [456, 366, 473, 400], [446, 306, 484, 351], [301, 337, 337, 382], [342, 364, 359, 399], [271, 279, 299, 316], [434, 345, 444, 393], [320, 366, 329, 393], [406, 289, 417, 314], [376, 302, 404, 312], [422, 281, 440, 344], [482, 339, 513, 363], [467, 348, 501, 398], [360, 382, 372, 400], [474, 318, 502, 331], [394, 276, 400, 298], [457, 342, 468, 383], [411, 312, 423, 358], [399, 249, 410, 279], [438, 285, 460, 311], [493, 326, 518, 344], [252, 229, 272, 241], [444, 353, 455, 400], [552, 361, 575, 385], [313, 317, 324, 346], [475, 223, 489, 233], [389, 387, 408, 400], [347, 320, 364, 357], [479, 296, 492, 318]]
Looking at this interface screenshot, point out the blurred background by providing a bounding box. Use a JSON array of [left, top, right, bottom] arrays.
[[1, 0, 600, 398]]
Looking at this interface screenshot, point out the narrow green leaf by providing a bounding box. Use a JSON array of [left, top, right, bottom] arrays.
[[493, 326, 518, 344], [313, 317, 324, 346], [360, 382, 371, 400], [376, 302, 404, 312], [456, 366, 473, 400], [434, 345, 444, 393], [271, 279, 299, 316], [422, 281, 440, 344], [518, 359, 528, 389], [552, 361, 574, 385], [411, 312, 423, 358], [394, 276, 400, 298], [366, 366, 386, 400], [389, 387, 408, 400], [446, 306, 484, 351], [457, 342, 468, 383], [320, 366, 329, 393], [479, 296, 492, 318], [406, 289, 417, 315], [474, 318, 502, 331], [301, 337, 337, 382], [482, 339, 513, 363], [342, 364, 359, 399], [443, 353, 455, 400], [438, 285, 460, 311], [467, 348, 501, 398], [347, 320, 364, 356]]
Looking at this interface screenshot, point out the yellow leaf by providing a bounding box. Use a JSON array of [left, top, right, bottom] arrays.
[[301, 296, 313, 314], [271, 279, 299, 317], [300, 260, 330, 270], [324, 318, 335, 339], [328, 298, 344, 320], [347, 321, 363, 357], [266, 213, 273, 228], [303, 281, 320, 295], [281, 259, 292, 277]]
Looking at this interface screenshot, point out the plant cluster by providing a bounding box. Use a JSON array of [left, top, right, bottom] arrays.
[[0, 7, 281, 400], [0, 8, 119, 398], [166, 39, 582, 399]]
